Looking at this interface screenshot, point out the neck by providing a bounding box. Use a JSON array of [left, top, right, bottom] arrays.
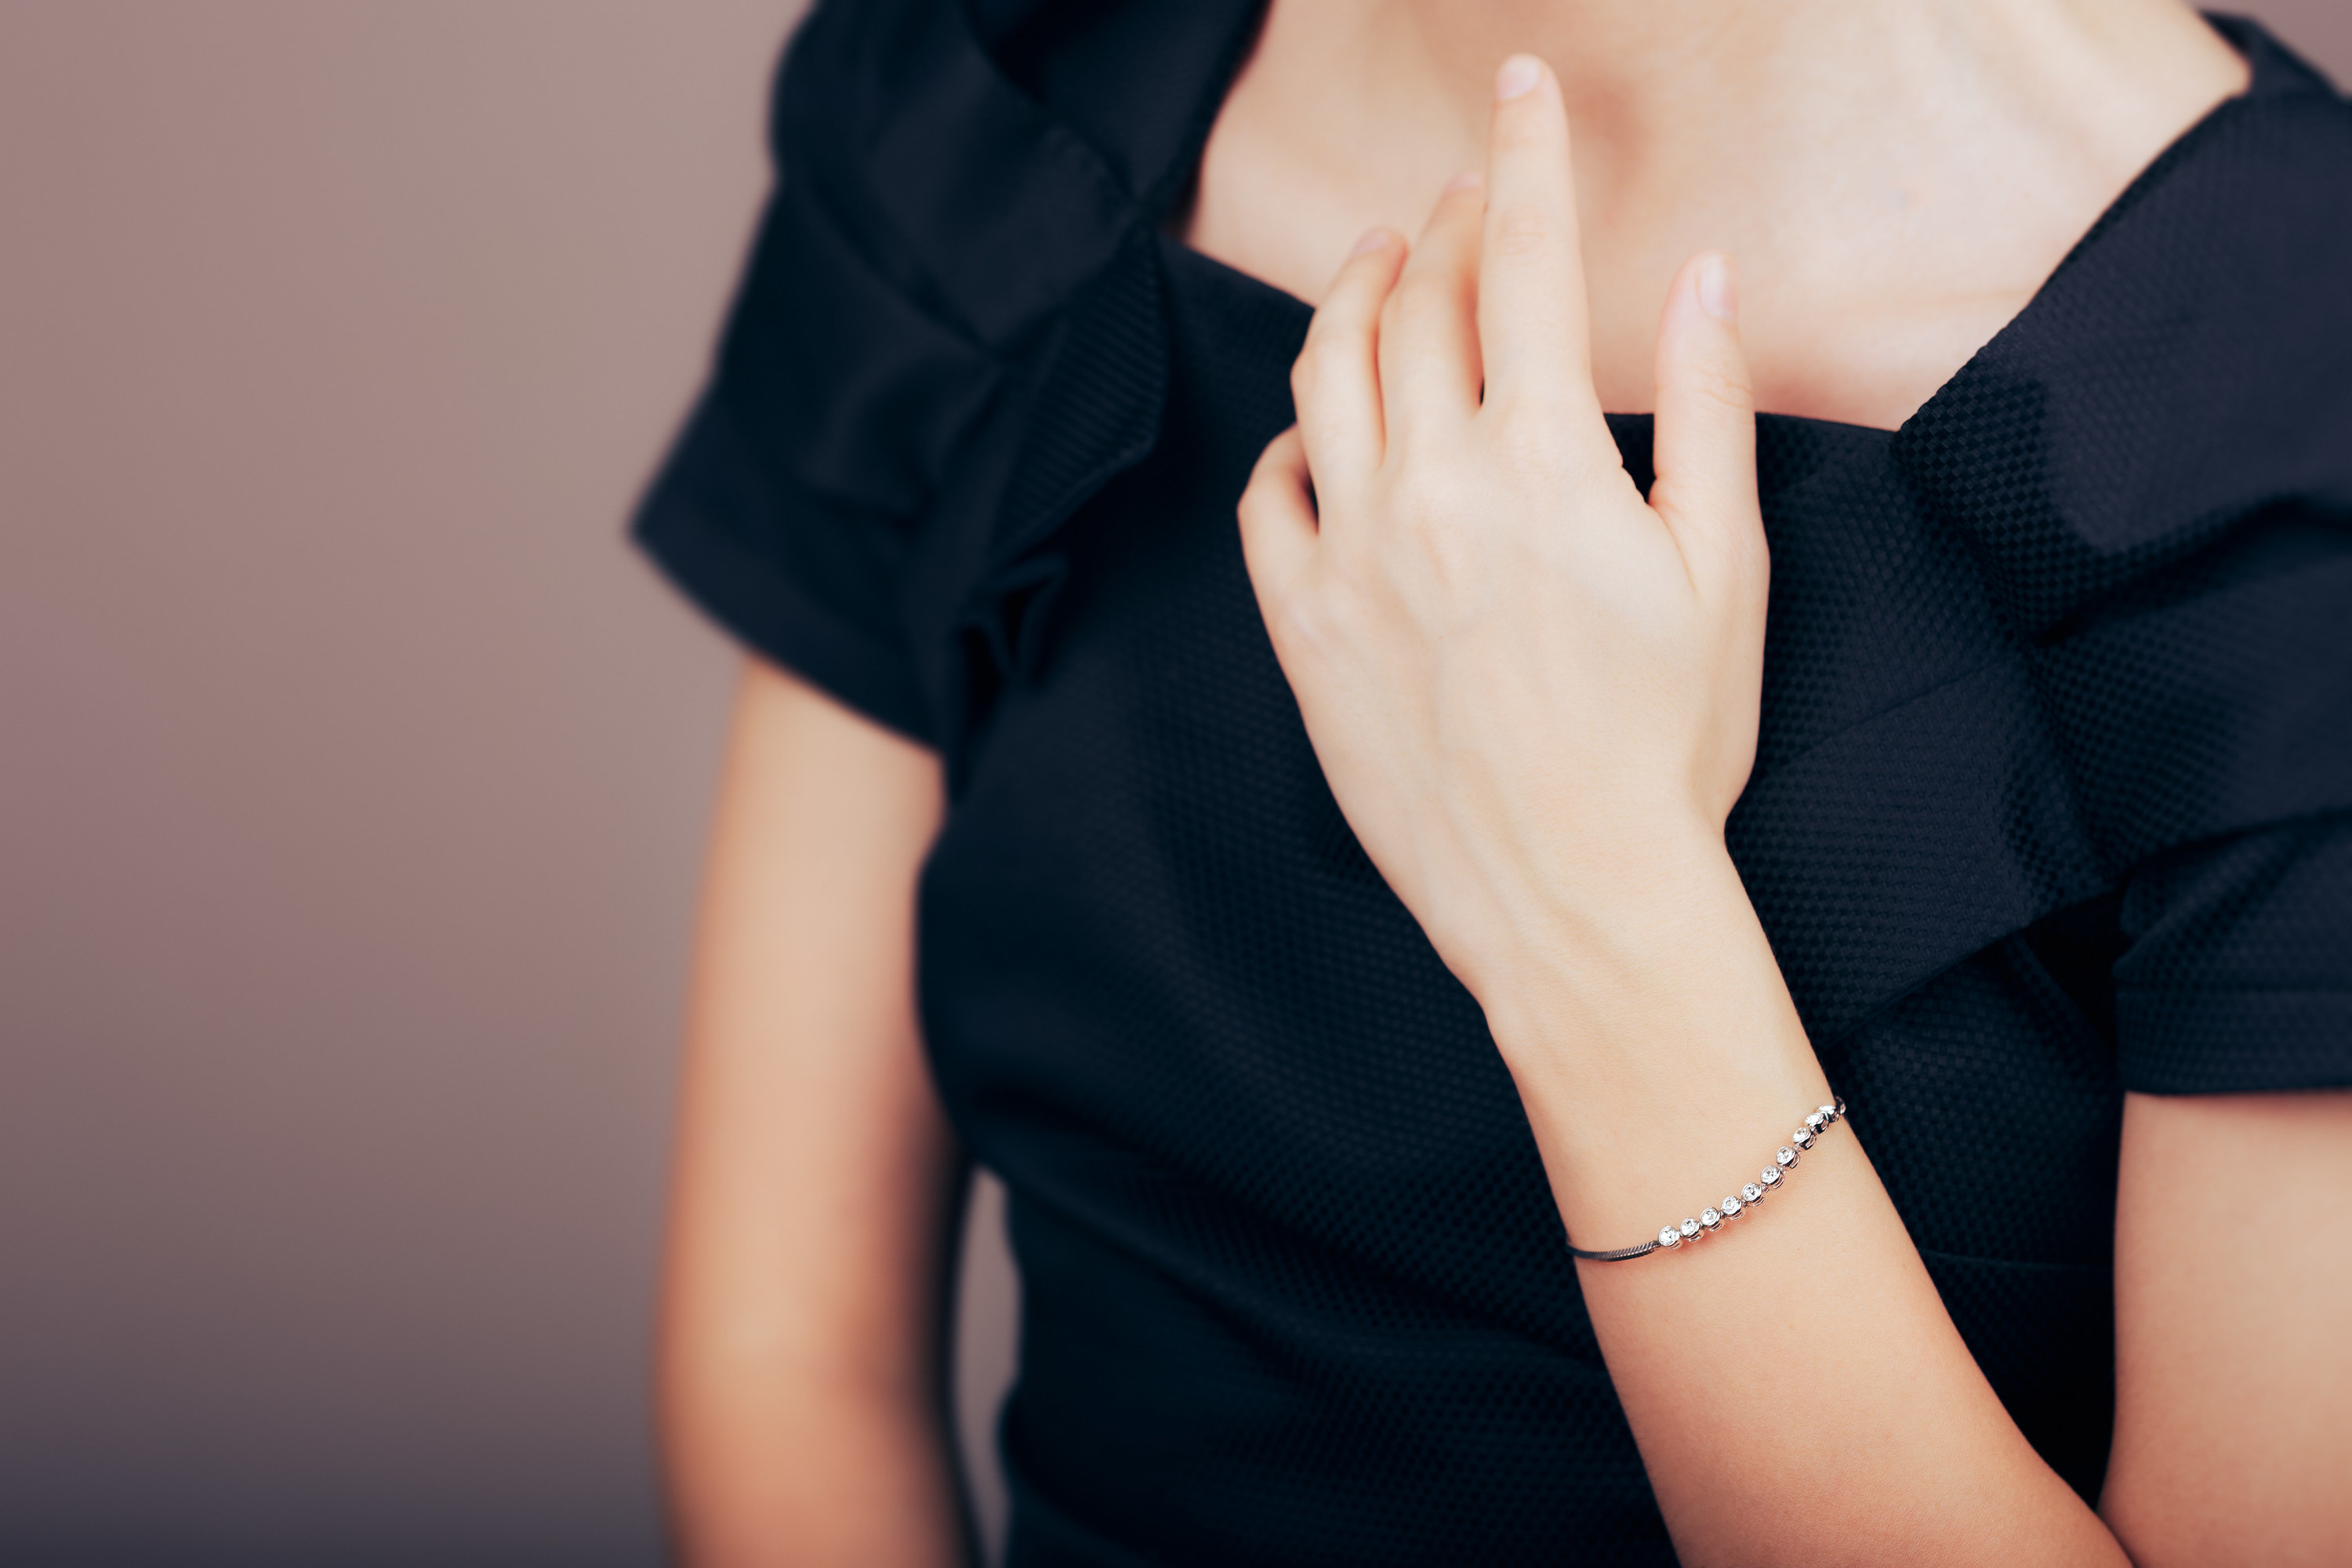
[[1362, 0, 2241, 201], [1392, 0, 1844, 141], [1196, 0, 2248, 423]]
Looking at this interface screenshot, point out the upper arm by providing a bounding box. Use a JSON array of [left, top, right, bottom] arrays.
[[658, 657, 960, 1557], [2104, 1088, 2352, 1566]]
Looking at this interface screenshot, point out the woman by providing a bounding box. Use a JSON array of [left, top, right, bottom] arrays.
[[636, 0, 2352, 1561]]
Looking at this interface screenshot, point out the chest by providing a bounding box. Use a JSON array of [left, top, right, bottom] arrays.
[[920, 249, 2123, 1280], [1180, 34, 2084, 432], [939, 241, 2073, 1044]]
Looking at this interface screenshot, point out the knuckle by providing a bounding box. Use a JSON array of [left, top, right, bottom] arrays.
[[1236, 481, 1270, 538], [1389, 463, 1477, 560], [1240, 446, 1294, 508], [1480, 380, 1562, 431], [1290, 336, 1352, 400], [1273, 572, 1350, 656], [1237, 466, 1265, 513], [1288, 352, 1319, 407], [1490, 104, 1551, 152], [1381, 275, 1458, 339], [1484, 405, 1577, 478], [1340, 238, 1400, 283], [1485, 206, 1559, 263], [1685, 360, 1754, 418], [1376, 285, 1414, 336], [1388, 469, 1443, 527]]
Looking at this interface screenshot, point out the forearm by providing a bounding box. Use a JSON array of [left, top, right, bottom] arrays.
[[1480, 840, 2125, 1566], [658, 1032, 971, 1568], [1232, 42, 2352, 1558], [663, 1352, 967, 1568]]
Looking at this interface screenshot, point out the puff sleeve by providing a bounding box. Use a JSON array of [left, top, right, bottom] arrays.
[[631, 2, 1006, 746]]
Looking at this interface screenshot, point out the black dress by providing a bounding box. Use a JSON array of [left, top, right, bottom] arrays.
[[633, 5, 2352, 1562]]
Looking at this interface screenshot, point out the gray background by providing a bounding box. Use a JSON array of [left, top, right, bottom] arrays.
[[4, 3, 2346, 1563]]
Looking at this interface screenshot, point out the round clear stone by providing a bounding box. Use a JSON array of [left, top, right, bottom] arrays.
[[1835, 1098, 1847, 1117], [1741, 1182, 1765, 1203], [1719, 1196, 1743, 1218], [1700, 1207, 1723, 1230], [1658, 1225, 1682, 1248], [1806, 1111, 1828, 1134], [1818, 1103, 1839, 1126], [1759, 1165, 1782, 1188], [1679, 1218, 1704, 1241], [1792, 1127, 1815, 1149], [1776, 1145, 1798, 1167]]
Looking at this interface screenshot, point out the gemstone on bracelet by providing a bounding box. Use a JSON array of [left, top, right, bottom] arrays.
[[1806, 1111, 1828, 1134], [1759, 1165, 1783, 1189], [1659, 1225, 1682, 1248], [1818, 1103, 1838, 1126], [1835, 1098, 1846, 1118], [1679, 1218, 1704, 1242], [1719, 1195, 1743, 1218], [1792, 1127, 1815, 1149], [1700, 1207, 1723, 1231], [1776, 1145, 1798, 1168], [1741, 1181, 1765, 1204]]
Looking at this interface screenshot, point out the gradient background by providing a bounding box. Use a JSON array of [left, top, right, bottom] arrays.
[[4, 4, 2346, 1563]]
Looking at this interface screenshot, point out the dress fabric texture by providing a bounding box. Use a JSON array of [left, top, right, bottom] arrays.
[[634, 4, 2352, 1561]]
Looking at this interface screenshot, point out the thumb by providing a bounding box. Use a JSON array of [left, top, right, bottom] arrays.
[[1649, 251, 1765, 590]]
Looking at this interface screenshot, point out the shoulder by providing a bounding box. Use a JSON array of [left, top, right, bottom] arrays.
[[1876, 25, 2352, 874], [761, 0, 1261, 354], [1896, 24, 2352, 637]]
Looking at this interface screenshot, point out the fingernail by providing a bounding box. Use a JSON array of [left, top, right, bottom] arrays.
[[1443, 170, 1484, 195], [1495, 56, 1541, 101], [1698, 254, 1737, 321], [1350, 227, 1394, 257]]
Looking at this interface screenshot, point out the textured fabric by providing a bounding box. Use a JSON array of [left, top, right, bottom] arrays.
[[633, 5, 2352, 1561]]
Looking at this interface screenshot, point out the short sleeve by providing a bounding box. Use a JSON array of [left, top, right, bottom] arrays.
[[633, 165, 971, 746], [635, 379, 931, 742], [630, 2, 1010, 750], [2114, 813, 2352, 1094]]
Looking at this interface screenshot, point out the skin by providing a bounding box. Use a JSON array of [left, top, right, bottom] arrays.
[[1192, 0, 2247, 426], [1231, 19, 2352, 1568], [658, 661, 961, 1567], [659, 2, 2352, 1561]]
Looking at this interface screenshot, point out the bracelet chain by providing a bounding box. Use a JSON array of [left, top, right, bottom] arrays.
[[1565, 1098, 1847, 1261]]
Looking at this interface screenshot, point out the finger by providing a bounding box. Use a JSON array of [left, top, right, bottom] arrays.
[[1478, 55, 1602, 430], [1376, 172, 1486, 446], [1237, 426, 1319, 614], [1649, 251, 1765, 586], [1292, 228, 1406, 499]]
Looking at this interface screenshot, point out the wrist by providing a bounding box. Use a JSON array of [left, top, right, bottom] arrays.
[[1461, 833, 1831, 1246], [1465, 822, 1751, 1048]]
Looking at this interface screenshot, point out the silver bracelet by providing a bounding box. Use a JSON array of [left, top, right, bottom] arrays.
[[1566, 1098, 1847, 1262]]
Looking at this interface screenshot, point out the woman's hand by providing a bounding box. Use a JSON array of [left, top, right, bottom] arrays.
[[1240, 55, 2350, 1568], [1237, 55, 1768, 1008]]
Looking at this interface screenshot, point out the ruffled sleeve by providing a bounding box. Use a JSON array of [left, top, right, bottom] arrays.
[[2114, 813, 2352, 1093], [1733, 27, 2352, 1049], [1887, 25, 2352, 1087], [632, 0, 1018, 745], [633, 0, 1264, 762]]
